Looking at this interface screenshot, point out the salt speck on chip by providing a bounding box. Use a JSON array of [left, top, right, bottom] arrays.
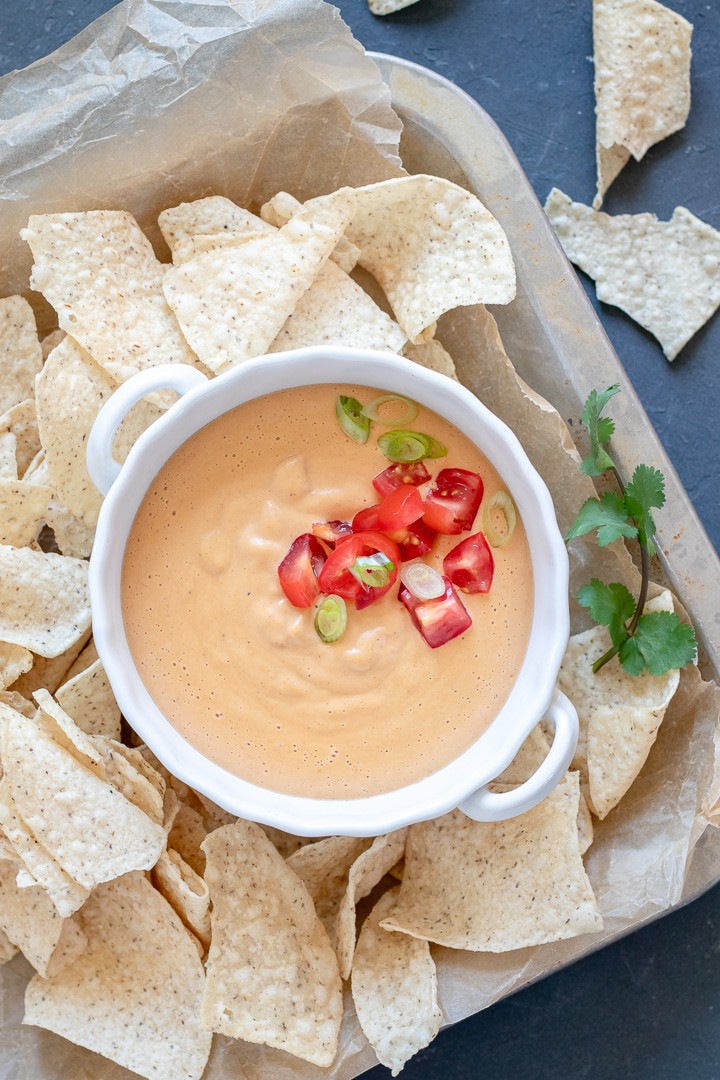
[[163, 190, 357, 373], [352, 887, 442, 1076], [201, 819, 343, 1067], [381, 775, 601, 950], [545, 188, 720, 360], [23, 872, 211, 1080], [0, 545, 90, 658], [593, 0, 692, 207], [559, 591, 681, 819], [0, 296, 43, 417], [21, 210, 199, 384]]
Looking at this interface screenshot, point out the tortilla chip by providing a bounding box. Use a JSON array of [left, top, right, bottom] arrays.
[[202, 820, 343, 1067], [1, 706, 166, 896], [0, 642, 33, 691], [369, 0, 422, 12], [352, 887, 442, 1075], [21, 210, 199, 384], [332, 176, 515, 342], [159, 196, 273, 264], [0, 478, 53, 546], [593, 0, 692, 207], [27, 457, 96, 557], [577, 786, 595, 854], [61, 639, 98, 683], [0, 689, 35, 718], [162, 190, 357, 373], [0, 398, 41, 478], [269, 259, 407, 354], [381, 775, 602, 950], [0, 859, 86, 977], [287, 836, 371, 930], [0, 296, 43, 417], [334, 830, 407, 979], [0, 927, 16, 965], [40, 328, 65, 360], [559, 590, 681, 819], [10, 628, 91, 699], [36, 335, 163, 527], [168, 801, 209, 876], [152, 848, 210, 948], [261, 190, 361, 273], [24, 872, 212, 1080], [0, 545, 90, 658], [0, 431, 17, 479], [93, 741, 167, 826], [545, 189, 720, 360], [260, 824, 313, 859], [403, 338, 458, 380], [55, 658, 121, 740]]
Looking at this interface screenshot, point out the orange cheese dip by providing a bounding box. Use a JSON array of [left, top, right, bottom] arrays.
[[122, 384, 534, 798]]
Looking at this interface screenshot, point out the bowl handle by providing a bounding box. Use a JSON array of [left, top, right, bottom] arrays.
[[87, 364, 209, 496], [458, 689, 579, 823]]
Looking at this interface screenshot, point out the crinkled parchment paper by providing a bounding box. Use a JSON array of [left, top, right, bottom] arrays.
[[1, 2, 719, 1078]]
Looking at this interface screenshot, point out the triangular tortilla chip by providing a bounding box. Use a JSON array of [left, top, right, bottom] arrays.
[[0, 859, 86, 977], [10, 629, 91, 699], [202, 820, 343, 1067], [287, 836, 371, 930], [593, 0, 692, 207], [55, 658, 121, 740], [21, 210, 199, 384], [352, 887, 442, 1076], [559, 590, 681, 819], [24, 872, 211, 1080], [0, 545, 90, 658], [545, 188, 720, 359], [381, 775, 601, 950], [261, 190, 361, 272], [151, 848, 210, 949], [0, 642, 33, 691], [0, 478, 51, 546], [159, 195, 272, 264], [0, 296, 42, 417]]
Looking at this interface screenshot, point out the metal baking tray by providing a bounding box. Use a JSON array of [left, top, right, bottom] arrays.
[[371, 51, 720, 934]]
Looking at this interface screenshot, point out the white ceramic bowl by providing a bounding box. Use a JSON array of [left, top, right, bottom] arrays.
[[87, 346, 577, 836]]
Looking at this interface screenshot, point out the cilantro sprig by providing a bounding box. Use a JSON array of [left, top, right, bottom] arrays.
[[566, 386, 697, 676]]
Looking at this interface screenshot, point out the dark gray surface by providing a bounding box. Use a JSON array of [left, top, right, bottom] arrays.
[[1, 1, 719, 1078]]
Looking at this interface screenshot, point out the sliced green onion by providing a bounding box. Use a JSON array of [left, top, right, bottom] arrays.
[[482, 491, 517, 548], [377, 429, 448, 463], [400, 562, 445, 601], [349, 553, 395, 589], [336, 395, 370, 444], [314, 594, 348, 643], [361, 394, 418, 425]]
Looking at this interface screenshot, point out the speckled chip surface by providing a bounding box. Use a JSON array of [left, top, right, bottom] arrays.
[[0, 296, 43, 417], [23, 872, 211, 1080], [0, 545, 90, 658], [545, 188, 720, 359], [201, 819, 343, 1067], [593, 0, 692, 206], [352, 887, 442, 1076]]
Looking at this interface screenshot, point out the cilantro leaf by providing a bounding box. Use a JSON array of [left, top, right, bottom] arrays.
[[566, 492, 637, 547], [580, 385, 621, 477], [624, 464, 665, 557], [619, 611, 698, 676], [577, 579, 634, 651]]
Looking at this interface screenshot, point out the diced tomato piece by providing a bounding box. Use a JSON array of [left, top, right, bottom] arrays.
[[355, 581, 393, 610], [443, 532, 494, 594], [318, 531, 401, 606], [422, 468, 484, 535], [311, 520, 353, 548], [352, 504, 381, 532], [372, 462, 432, 498], [389, 519, 436, 561], [377, 485, 424, 531], [277, 533, 327, 608], [399, 576, 472, 648]]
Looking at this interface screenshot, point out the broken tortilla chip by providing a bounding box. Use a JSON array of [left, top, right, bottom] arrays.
[[593, 0, 692, 207], [381, 775, 601, 950], [352, 887, 442, 1076], [0, 545, 91, 658], [0, 296, 42, 417], [21, 210, 199, 384], [559, 590, 681, 819], [201, 820, 343, 1067], [545, 188, 720, 360], [0, 859, 86, 978], [55, 658, 121, 740], [163, 191, 357, 373], [23, 872, 211, 1080]]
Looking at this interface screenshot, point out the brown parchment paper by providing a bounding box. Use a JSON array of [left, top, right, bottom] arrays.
[[1, 2, 719, 1078]]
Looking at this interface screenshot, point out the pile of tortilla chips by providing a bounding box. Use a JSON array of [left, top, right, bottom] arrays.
[[0, 172, 695, 1079]]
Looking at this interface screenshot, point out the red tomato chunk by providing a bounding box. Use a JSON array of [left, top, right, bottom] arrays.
[[318, 531, 401, 609], [278, 533, 327, 608], [377, 485, 425, 531], [372, 462, 431, 498], [422, 468, 484, 535], [311, 520, 353, 547], [443, 532, 494, 594], [399, 576, 472, 648]]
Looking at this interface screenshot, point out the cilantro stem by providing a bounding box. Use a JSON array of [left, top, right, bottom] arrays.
[[591, 466, 650, 674]]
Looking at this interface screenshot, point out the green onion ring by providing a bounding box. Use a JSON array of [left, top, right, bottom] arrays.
[[361, 394, 419, 425], [336, 395, 371, 444], [377, 429, 448, 463], [482, 491, 517, 548], [349, 553, 395, 588], [314, 595, 348, 643]]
